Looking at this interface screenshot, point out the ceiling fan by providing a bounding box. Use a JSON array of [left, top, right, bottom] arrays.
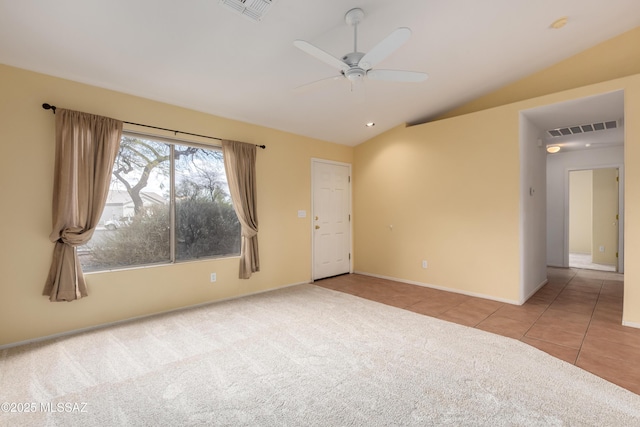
[[294, 8, 428, 91]]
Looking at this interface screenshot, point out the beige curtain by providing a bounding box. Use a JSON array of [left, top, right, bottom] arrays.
[[222, 140, 259, 279], [43, 109, 122, 301]]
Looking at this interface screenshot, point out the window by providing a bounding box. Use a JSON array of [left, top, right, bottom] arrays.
[[79, 133, 240, 272]]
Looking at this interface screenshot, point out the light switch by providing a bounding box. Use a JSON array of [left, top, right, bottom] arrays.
[[298, 210, 307, 218]]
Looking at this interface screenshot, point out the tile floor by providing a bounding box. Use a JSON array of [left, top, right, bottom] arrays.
[[315, 267, 640, 395], [569, 252, 617, 272]]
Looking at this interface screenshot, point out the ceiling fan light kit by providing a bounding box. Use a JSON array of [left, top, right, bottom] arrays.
[[294, 7, 428, 90]]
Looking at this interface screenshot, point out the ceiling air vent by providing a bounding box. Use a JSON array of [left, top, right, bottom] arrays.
[[547, 119, 619, 138], [219, 0, 275, 22]]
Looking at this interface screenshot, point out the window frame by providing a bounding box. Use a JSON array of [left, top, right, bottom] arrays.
[[82, 130, 241, 273]]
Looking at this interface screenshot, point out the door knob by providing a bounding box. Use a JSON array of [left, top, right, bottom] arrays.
[[315, 225, 320, 229]]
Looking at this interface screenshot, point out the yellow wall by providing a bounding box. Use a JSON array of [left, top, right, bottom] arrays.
[[592, 168, 619, 266], [354, 75, 640, 324], [0, 64, 352, 346], [569, 170, 593, 254], [625, 76, 640, 326], [438, 26, 640, 120], [353, 113, 521, 302]]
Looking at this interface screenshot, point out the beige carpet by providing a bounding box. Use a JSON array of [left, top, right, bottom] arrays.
[[1, 284, 639, 426]]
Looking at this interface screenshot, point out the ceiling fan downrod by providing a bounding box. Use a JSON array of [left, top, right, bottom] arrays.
[[345, 8, 364, 54], [342, 8, 366, 82]]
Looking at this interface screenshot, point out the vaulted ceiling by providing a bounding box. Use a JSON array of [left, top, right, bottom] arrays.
[[1, 1, 639, 146]]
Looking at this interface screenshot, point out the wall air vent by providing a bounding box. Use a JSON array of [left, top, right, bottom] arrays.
[[219, 0, 276, 22], [547, 119, 620, 138]]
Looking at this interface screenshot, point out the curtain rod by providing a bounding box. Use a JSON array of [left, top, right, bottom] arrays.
[[41, 103, 266, 149]]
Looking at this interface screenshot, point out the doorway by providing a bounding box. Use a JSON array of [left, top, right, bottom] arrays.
[[311, 159, 352, 280], [568, 168, 619, 272], [519, 90, 625, 301]]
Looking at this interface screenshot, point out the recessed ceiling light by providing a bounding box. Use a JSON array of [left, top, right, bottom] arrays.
[[365, 122, 375, 127], [550, 17, 568, 30], [585, 143, 591, 147], [547, 146, 561, 153]]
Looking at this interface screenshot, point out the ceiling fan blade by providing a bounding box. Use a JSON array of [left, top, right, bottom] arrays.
[[293, 40, 349, 72], [293, 75, 344, 93], [367, 69, 428, 83], [358, 27, 412, 69]]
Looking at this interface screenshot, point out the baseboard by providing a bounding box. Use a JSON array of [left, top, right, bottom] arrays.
[[546, 264, 567, 269], [622, 320, 640, 329], [0, 280, 309, 350], [353, 271, 521, 305], [520, 278, 549, 305]]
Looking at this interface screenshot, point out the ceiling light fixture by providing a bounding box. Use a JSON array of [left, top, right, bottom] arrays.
[[366, 122, 375, 128], [550, 17, 568, 30], [546, 146, 561, 154]]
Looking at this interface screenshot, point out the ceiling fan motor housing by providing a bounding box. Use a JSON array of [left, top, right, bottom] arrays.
[[342, 51, 368, 81], [342, 51, 366, 67]]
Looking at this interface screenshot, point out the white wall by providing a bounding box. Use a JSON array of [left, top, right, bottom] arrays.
[[546, 146, 624, 269], [520, 114, 548, 301]]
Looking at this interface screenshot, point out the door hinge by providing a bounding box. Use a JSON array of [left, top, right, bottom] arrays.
[[616, 252, 619, 258], [616, 214, 619, 220], [348, 176, 351, 183], [348, 214, 351, 221], [349, 253, 351, 260]]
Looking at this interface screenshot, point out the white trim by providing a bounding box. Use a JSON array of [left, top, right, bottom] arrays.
[[0, 281, 309, 351], [310, 158, 353, 282], [622, 320, 640, 329], [564, 164, 624, 272], [522, 278, 549, 304], [353, 271, 521, 305]]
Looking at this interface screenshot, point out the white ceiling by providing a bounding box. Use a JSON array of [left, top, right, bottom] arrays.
[[523, 90, 625, 153], [1, 1, 639, 146]]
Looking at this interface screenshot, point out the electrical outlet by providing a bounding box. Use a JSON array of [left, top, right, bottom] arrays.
[[210, 273, 217, 283], [599, 246, 605, 253], [422, 260, 428, 269]]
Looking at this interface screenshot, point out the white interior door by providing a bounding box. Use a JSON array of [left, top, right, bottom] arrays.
[[312, 159, 351, 280]]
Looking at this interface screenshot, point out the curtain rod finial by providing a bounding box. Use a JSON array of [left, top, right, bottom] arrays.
[[42, 103, 57, 113]]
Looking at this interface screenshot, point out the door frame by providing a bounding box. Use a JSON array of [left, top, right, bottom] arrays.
[[564, 164, 624, 273], [310, 158, 353, 282]]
